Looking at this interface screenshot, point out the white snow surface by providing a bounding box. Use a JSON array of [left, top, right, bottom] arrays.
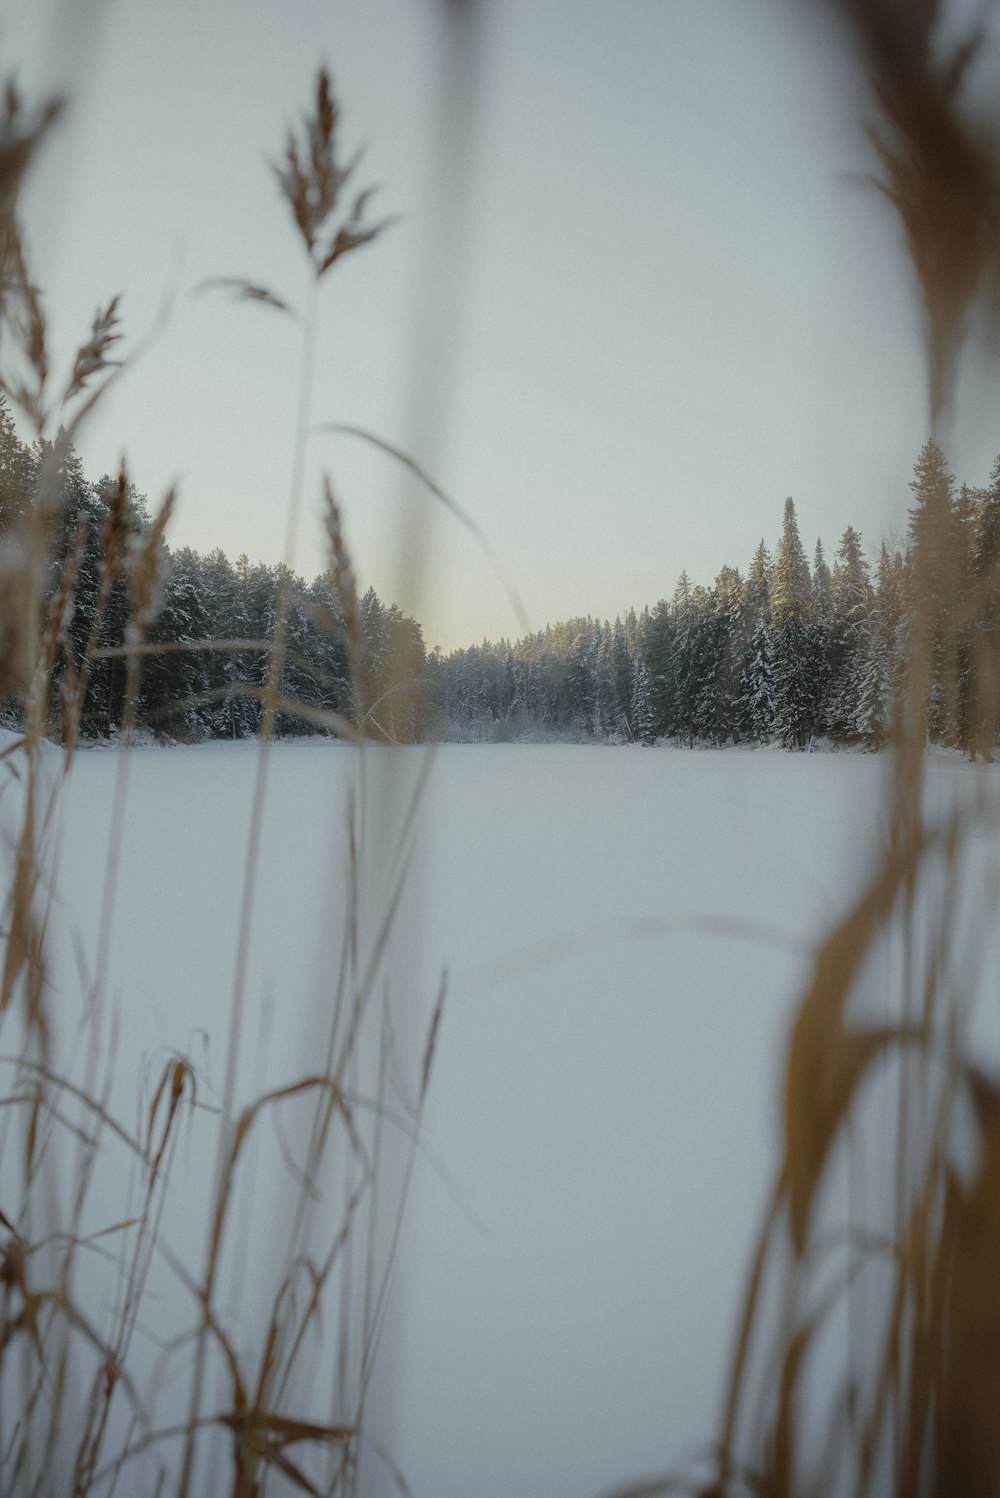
[[4, 741, 998, 1497]]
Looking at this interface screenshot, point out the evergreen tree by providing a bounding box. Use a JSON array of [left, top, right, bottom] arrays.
[[969, 455, 1000, 757], [907, 439, 959, 742], [771, 497, 811, 618], [642, 599, 674, 739], [743, 539, 772, 626], [302, 571, 351, 720], [142, 546, 211, 739], [854, 541, 904, 748], [828, 526, 872, 738], [0, 394, 35, 528], [670, 573, 700, 746], [38, 437, 107, 735], [594, 622, 616, 737], [739, 616, 775, 743], [200, 549, 259, 739], [771, 498, 821, 748], [610, 615, 634, 740], [811, 539, 833, 623], [631, 631, 653, 744], [809, 538, 834, 730], [712, 564, 744, 744], [357, 587, 389, 737], [565, 619, 598, 734], [279, 575, 321, 736]]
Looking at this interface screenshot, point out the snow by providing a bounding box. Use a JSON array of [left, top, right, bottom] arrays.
[[3, 741, 996, 1496]]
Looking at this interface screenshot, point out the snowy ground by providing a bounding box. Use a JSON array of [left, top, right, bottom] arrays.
[[4, 741, 998, 1497]]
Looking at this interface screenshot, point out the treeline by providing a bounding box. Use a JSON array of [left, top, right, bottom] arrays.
[[435, 440, 1000, 756], [5, 394, 997, 755], [0, 399, 429, 743]]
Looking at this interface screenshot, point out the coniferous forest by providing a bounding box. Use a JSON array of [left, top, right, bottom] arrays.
[[5, 392, 998, 756], [433, 439, 1000, 756]]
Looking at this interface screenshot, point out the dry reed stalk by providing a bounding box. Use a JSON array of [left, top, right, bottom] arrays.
[[606, 8, 1000, 1498], [168, 68, 453, 1498], [321, 475, 363, 737], [0, 45, 452, 1498], [0, 60, 209, 1498]]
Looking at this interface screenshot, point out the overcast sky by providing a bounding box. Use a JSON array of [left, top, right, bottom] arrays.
[[5, 0, 1000, 650]]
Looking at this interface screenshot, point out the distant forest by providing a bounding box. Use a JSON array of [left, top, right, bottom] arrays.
[[440, 439, 999, 755], [2, 396, 996, 755]]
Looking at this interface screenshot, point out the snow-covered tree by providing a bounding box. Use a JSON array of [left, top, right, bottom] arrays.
[[907, 439, 959, 742], [739, 617, 775, 743]]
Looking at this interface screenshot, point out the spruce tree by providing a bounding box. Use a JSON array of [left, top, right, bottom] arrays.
[[670, 573, 699, 745], [771, 498, 821, 748], [0, 394, 35, 529], [970, 455, 1000, 756], [743, 539, 772, 625], [829, 526, 872, 738], [142, 547, 211, 739], [611, 616, 633, 740], [809, 538, 834, 731], [811, 539, 833, 622], [739, 616, 775, 743], [771, 497, 811, 618], [854, 541, 904, 749], [642, 599, 674, 740], [712, 564, 744, 744], [630, 608, 654, 743], [907, 439, 959, 742]]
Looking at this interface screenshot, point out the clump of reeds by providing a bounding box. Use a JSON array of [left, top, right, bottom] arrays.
[[611, 6, 1000, 1496], [0, 61, 445, 1498]]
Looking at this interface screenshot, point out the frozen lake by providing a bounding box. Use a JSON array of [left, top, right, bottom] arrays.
[[5, 741, 994, 1496]]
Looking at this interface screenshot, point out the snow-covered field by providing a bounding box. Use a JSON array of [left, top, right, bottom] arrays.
[[6, 742, 998, 1497]]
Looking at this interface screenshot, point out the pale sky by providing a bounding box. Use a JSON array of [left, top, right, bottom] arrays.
[[5, 0, 1000, 650]]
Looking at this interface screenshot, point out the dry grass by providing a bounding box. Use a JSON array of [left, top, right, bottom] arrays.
[[0, 62, 445, 1498], [609, 5, 1000, 1495], [4, 7, 1000, 1498]]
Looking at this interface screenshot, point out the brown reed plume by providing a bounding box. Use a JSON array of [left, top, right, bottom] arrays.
[[608, 7, 1000, 1497], [0, 56, 430, 1498], [169, 67, 451, 1498]]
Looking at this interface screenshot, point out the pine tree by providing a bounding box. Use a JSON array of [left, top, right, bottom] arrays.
[[199, 549, 259, 739], [610, 615, 634, 740], [712, 564, 744, 744], [743, 539, 772, 626], [811, 539, 833, 622], [358, 587, 389, 737], [304, 571, 351, 722], [631, 634, 653, 744], [565, 618, 597, 734], [771, 497, 811, 618], [594, 622, 616, 737], [233, 554, 274, 734], [771, 498, 821, 748], [809, 538, 834, 731], [969, 455, 1000, 757], [670, 573, 700, 746], [279, 576, 320, 736], [642, 599, 674, 740], [951, 482, 980, 754], [142, 547, 211, 739], [38, 437, 107, 735], [828, 526, 872, 738], [907, 439, 959, 742], [0, 394, 35, 529], [854, 541, 904, 749], [739, 615, 775, 743], [853, 621, 892, 750]]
